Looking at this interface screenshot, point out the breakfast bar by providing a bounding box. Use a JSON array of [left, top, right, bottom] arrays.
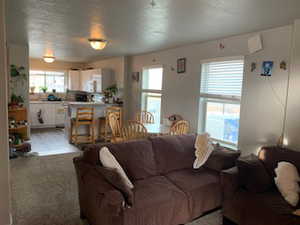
[[65, 102, 121, 143]]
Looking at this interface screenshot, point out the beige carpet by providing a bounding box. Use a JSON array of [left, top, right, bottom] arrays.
[[10, 152, 222, 225]]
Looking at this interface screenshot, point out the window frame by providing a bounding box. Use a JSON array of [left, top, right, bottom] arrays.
[[29, 70, 68, 93], [140, 65, 164, 124], [199, 56, 244, 147]]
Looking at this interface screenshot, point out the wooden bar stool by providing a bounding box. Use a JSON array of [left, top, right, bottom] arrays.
[[103, 106, 123, 142], [71, 107, 95, 144]]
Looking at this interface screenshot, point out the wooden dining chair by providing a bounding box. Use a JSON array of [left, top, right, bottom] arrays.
[[136, 111, 155, 124], [71, 107, 95, 144], [108, 111, 123, 143], [104, 106, 122, 142], [169, 120, 189, 135], [122, 120, 148, 141]]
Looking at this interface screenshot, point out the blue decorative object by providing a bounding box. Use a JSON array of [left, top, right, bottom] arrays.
[[261, 61, 274, 76]]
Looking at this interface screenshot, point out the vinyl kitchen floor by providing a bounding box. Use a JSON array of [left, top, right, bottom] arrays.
[[30, 128, 80, 156]]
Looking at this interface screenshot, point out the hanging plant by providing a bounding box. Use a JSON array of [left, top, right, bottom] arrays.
[[10, 64, 27, 79]]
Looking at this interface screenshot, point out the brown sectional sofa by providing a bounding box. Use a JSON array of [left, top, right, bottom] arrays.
[[74, 134, 239, 225], [221, 146, 300, 225]]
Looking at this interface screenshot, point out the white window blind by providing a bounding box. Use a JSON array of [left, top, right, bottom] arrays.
[[200, 60, 244, 97]]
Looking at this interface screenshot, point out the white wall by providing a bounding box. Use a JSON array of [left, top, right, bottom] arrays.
[[0, 0, 11, 224], [285, 20, 300, 150], [127, 25, 292, 155]]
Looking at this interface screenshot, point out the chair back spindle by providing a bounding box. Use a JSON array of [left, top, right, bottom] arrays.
[[136, 111, 155, 124], [122, 120, 148, 141], [169, 120, 189, 135]]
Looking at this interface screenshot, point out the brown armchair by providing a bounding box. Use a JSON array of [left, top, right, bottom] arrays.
[[221, 146, 300, 225]]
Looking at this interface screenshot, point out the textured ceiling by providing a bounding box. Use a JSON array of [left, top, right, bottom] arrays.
[[6, 0, 300, 62]]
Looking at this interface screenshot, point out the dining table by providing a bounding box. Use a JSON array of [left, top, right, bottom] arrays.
[[143, 123, 171, 136]]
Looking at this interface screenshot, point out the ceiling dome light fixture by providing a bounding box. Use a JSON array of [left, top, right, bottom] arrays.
[[88, 38, 108, 50], [43, 56, 56, 63]]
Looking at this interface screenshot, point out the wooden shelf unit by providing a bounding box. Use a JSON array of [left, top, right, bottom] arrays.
[[8, 107, 29, 140]]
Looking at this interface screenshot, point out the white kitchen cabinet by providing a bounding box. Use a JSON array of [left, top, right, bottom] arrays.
[[80, 69, 114, 93], [81, 70, 93, 92], [30, 103, 42, 127], [43, 104, 56, 126], [68, 70, 81, 90], [55, 103, 66, 126], [30, 102, 65, 128]]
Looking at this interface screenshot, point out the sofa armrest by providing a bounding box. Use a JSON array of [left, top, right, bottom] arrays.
[[220, 166, 240, 200], [74, 157, 125, 218]]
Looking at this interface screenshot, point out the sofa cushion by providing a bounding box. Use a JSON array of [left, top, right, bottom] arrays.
[[224, 189, 300, 225], [99, 147, 134, 189], [259, 146, 300, 177], [236, 154, 273, 193], [166, 168, 221, 219], [124, 176, 190, 225], [95, 166, 134, 206], [149, 134, 196, 174], [193, 133, 214, 169], [275, 162, 300, 206], [204, 145, 241, 172], [103, 139, 157, 181]]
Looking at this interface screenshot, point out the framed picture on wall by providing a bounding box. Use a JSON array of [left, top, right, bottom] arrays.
[[177, 58, 186, 73], [261, 61, 274, 76]]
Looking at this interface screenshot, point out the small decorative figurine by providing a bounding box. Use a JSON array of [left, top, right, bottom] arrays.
[[280, 61, 287, 70]]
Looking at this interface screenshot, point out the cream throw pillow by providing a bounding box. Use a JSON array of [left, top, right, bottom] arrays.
[[99, 147, 134, 189], [274, 162, 300, 206], [193, 133, 214, 169]]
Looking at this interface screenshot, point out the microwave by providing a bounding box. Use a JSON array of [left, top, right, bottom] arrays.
[[75, 93, 88, 102]]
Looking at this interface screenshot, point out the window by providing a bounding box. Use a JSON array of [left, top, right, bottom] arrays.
[[199, 58, 244, 146], [141, 67, 163, 124], [30, 70, 67, 93]]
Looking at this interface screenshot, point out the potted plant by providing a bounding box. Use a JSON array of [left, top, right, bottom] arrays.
[[10, 94, 24, 108], [30, 86, 36, 94], [104, 85, 118, 103], [40, 86, 48, 93]]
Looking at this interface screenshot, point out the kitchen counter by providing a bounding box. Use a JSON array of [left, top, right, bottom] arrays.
[[65, 102, 122, 142], [30, 101, 63, 104], [68, 101, 122, 106], [30, 100, 119, 106]]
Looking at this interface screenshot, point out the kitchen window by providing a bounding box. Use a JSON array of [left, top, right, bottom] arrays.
[[198, 58, 244, 146], [30, 70, 67, 93], [141, 66, 163, 124]]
